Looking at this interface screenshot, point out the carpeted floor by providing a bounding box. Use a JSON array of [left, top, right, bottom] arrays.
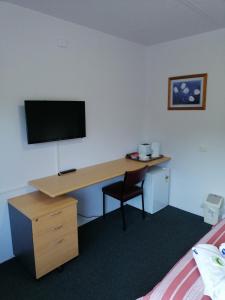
[[0, 205, 211, 300]]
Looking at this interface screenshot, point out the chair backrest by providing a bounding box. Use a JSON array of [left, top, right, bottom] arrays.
[[123, 166, 149, 190]]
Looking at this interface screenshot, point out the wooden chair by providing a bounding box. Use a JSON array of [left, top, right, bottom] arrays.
[[102, 166, 149, 230]]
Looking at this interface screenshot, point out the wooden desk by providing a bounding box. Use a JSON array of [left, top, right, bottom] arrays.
[[9, 156, 170, 278], [30, 156, 171, 198]]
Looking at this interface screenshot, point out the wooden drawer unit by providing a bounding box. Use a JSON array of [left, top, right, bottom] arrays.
[[32, 205, 76, 237], [35, 231, 76, 278], [8, 191, 78, 279]]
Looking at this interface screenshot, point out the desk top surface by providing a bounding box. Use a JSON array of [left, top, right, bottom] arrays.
[[8, 191, 77, 220], [29, 156, 171, 198]]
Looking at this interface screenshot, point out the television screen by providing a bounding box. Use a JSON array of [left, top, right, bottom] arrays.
[[25, 100, 86, 144]]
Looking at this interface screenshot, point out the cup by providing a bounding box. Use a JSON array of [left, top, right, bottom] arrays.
[[151, 142, 160, 158]]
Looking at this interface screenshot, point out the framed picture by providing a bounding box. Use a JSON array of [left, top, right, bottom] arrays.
[[168, 73, 207, 110]]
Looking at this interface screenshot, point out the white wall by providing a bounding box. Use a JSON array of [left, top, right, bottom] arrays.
[[2, 2, 225, 264], [0, 2, 146, 262], [144, 29, 225, 216]]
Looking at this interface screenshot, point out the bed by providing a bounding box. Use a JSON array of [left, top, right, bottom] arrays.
[[138, 218, 225, 300]]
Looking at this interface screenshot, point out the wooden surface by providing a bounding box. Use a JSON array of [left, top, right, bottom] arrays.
[[8, 191, 77, 220], [9, 192, 79, 279], [29, 156, 171, 198], [34, 230, 78, 279], [33, 203, 78, 279]]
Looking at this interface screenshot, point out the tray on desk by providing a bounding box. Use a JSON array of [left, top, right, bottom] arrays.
[[126, 153, 164, 162]]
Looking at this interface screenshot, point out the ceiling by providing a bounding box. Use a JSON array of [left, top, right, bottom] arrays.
[[3, 0, 225, 45]]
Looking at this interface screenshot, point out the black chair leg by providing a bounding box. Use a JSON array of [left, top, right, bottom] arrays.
[[103, 193, 106, 219], [141, 193, 145, 219], [120, 201, 126, 231]]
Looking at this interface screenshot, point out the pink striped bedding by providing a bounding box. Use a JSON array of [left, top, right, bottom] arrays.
[[138, 219, 225, 300]]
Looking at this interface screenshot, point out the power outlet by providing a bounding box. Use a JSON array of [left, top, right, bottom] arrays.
[[57, 39, 68, 48]]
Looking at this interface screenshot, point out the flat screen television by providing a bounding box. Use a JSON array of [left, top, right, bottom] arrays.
[[25, 100, 86, 144]]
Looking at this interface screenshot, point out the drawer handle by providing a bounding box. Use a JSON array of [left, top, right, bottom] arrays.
[[53, 225, 63, 231], [50, 211, 62, 217], [56, 239, 64, 245]]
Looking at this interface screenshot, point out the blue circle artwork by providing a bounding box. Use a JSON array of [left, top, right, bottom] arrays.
[[172, 80, 201, 105]]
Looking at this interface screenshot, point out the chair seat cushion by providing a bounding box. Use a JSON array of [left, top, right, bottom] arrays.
[[102, 181, 143, 201]]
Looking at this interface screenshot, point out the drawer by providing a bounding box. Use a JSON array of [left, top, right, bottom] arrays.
[[34, 222, 76, 251], [32, 204, 76, 237], [34, 231, 78, 279]]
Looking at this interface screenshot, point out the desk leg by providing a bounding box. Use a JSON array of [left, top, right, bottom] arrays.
[[120, 202, 126, 231], [103, 193, 106, 219], [142, 193, 146, 219]]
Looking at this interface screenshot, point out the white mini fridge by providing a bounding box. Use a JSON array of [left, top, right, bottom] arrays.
[[129, 166, 170, 214]]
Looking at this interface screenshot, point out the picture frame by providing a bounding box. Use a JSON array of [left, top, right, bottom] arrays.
[[168, 73, 207, 110]]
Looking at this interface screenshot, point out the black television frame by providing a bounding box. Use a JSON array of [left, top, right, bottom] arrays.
[[24, 100, 86, 144]]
